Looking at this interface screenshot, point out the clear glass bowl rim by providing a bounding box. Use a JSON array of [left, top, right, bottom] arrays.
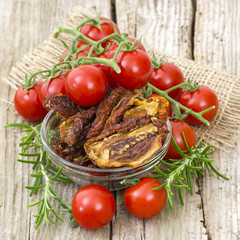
[[40, 110, 172, 174]]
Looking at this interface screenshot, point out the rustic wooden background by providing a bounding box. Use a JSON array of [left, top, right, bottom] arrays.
[[0, 0, 239, 239]]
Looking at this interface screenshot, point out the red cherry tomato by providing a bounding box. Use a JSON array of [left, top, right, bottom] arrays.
[[124, 177, 166, 218], [14, 82, 47, 121], [59, 40, 92, 62], [111, 49, 153, 90], [107, 40, 119, 51], [105, 37, 146, 59], [59, 48, 90, 62], [39, 77, 66, 104], [127, 37, 146, 52], [59, 70, 70, 79], [168, 104, 173, 117], [177, 85, 219, 125], [72, 185, 115, 229], [105, 41, 119, 59], [79, 17, 120, 47], [65, 65, 107, 106], [150, 63, 184, 99], [165, 120, 196, 159], [93, 52, 118, 88], [77, 39, 89, 48], [149, 93, 161, 99]]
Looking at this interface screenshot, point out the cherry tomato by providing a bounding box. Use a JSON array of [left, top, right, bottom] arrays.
[[127, 37, 146, 52], [77, 39, 89, 48], [65, 65, 107, 106], [14, 82, 48, 121], [111, 49, 153, 90], [149, 93, 161, 99], [79, 17, 120, 47], [177, 85, 218, 125], [72, 185, 115, 229], [39, 77, 66, 104], [105, 37, 146, 59], [59, 40, 92, 62], [59, 70, 70, 79], [124, 177, 166, 218], [59, 48, 89, 62], [165, 120, 196, 159], [168, 104, 173, 117], [150, 63, 184, 99], [105, 41, 119, 59], [93, 52, 118, 88]]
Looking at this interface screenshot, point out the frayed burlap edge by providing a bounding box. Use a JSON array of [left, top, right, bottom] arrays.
[[6, 6, 240, 152]]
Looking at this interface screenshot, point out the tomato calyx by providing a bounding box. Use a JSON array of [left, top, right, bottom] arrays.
[[145, 82, 214, 126], [23, 48, 122, 92], [177, 85, 219, 125], [58, 39, 91, 62], [78, 13, 113, 31], [21, 74, 37, 92], [22, 14, 147, 92], [151, 53, 165, 69], [25, 22, 145, 90], [121, 177, 140, 186]]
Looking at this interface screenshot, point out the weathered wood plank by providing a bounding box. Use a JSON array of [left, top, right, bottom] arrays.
[[0, 1, 112, 240], [194, 0, 240, 76], [115, 1, 208, 239], [194, 0, 240, 239], [115, 0, 194, 59], [1, 0, 239, 239]]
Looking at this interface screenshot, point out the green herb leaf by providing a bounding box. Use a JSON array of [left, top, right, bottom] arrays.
[[7, 122, 74, 228], [152, 136, 229, 210]]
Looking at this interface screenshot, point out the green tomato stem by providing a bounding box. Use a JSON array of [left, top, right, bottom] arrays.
[[75, 56, 121, 73], [147, 83, 211, 126], [54, 26, 99, 47], [75, 18, 95, 30], [164, 82, 199, 94]]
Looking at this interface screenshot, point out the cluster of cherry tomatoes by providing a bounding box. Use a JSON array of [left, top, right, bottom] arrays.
[[14, 17, 151, 121], [72, 177, 166, 230], [13, 16, 219, 229]]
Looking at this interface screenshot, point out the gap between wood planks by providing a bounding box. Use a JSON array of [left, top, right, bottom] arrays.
[[20, 1, 210, 239], [191, 1, 211, 239], [196, 179, 211, 240], [108, 0, 211, 239], [191, 0, 196, 60], [28, 214, 31, 240]]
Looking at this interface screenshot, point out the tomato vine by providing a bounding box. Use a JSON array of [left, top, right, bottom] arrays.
[[7, 13, 228, 229]]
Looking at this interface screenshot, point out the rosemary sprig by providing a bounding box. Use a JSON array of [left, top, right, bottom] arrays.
[[151, 134, 229, 211], [5, 123, 77, 228], [121, 134, 229, 211]]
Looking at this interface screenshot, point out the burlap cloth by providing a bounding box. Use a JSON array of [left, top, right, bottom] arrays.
[[6, 6, 240, 151]]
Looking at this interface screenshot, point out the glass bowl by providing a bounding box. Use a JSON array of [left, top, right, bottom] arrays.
[[41, 110, 172, 191]]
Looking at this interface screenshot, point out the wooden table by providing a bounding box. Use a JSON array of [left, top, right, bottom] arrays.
[[0, 0, 239, 239]]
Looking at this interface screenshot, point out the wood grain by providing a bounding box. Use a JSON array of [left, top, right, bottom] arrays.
[[0, 1, 112, 240], [0, 0, 239, 239], [194, 0, 240, 239], [115, 0, 194, 59], [115, 1, 207, 239]]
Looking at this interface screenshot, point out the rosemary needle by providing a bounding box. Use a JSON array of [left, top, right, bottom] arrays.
[[151, 135, 229, 211], [5, 123, 77, 229]]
